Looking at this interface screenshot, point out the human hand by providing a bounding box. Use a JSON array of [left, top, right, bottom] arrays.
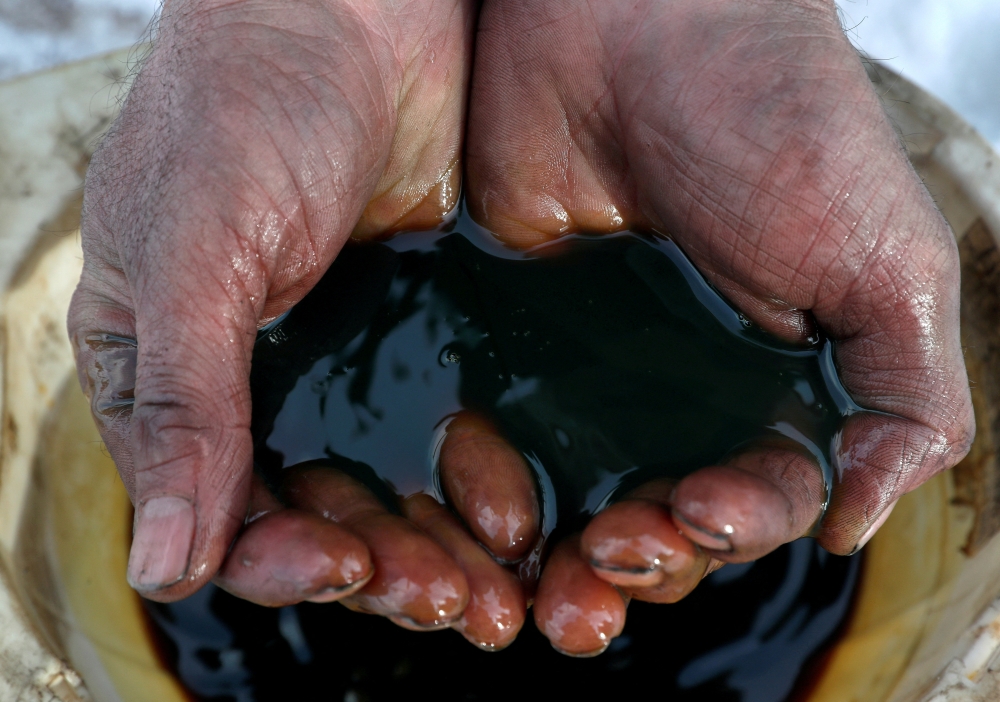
[[70, 0, 976, 658], [461, 0, 975, 653], [68, 0, 480, 614]]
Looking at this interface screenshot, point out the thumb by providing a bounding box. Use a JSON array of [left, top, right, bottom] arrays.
[[124, 255, 258, 600]]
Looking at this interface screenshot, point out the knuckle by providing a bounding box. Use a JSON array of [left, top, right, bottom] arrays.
[[944, 407, 976, 464]]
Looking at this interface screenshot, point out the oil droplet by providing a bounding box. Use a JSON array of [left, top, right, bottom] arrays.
[[438, 348, 462, 366]]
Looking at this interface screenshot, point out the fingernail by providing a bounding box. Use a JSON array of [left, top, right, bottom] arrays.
[[672, 511, 733, 553], [703, 559, 726, 578], [589, 560, 658, 575], [389, 614, 461, 632], [128, 496, 195, 591], [305, 570, 373, 603], [589, 561, 664, 588], [854, 499, 899, 553]]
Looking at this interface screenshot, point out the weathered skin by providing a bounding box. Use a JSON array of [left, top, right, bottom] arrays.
[[464, 0, 974, 562], [69, 0, 974, 656]]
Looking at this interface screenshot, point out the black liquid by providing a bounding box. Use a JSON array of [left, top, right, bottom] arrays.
[[144, 204, 864, 701], [251, 207, 858, 533], [146, 541, 860, 702]]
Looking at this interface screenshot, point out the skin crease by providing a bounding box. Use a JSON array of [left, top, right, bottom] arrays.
[[68, 0, 974, 654]]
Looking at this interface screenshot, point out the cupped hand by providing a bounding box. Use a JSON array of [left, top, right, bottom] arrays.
[[71, 0, 976, 657], [459, 0, 975, 653], [69, 0, 475, 602]]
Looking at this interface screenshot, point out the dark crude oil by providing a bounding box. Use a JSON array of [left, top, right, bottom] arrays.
[[145, 202, 863, 701], [250, 206, 858, 529]]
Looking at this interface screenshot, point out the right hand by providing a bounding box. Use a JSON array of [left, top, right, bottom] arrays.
[[69, 0, 482, 621]]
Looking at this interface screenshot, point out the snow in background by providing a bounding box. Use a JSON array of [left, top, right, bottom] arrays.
[[0, 0, 997, 150], [0, 0, 157, 80], [836, 0, 1000, 150]]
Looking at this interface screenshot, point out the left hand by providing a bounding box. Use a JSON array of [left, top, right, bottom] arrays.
[[454, 0, 974, 655]]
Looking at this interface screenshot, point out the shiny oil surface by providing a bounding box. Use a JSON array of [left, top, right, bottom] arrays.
[[144, 204, 862, 701], [250, 205, 859, 532]]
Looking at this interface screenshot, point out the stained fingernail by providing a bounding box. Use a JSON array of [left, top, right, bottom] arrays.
[[589, 561, 664, 588], [672, 511, 733, 553], [389, 614, 461, 632], [305, 571, 373, 603], [854, 499, 899, 553], [127, 496, 195, 591]]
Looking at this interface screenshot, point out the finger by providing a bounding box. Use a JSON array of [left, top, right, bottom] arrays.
[[285, 465, 469, 630], [581, 480, 708, 603], [214, 509, 373, 607], [402, 494, 526, 650], [438, 412, 539, 562], [818, 413, 926, 554], [214, 474, 372, 606], [671, 448, 825, 562], [69, 259, 258, 602], [533, 536, 627, 657]]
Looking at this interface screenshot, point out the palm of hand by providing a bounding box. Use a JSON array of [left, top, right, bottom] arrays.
[[69, 0, 973, 656]]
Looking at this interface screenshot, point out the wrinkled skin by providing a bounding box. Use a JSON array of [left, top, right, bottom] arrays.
[[69, 0, 974, 656]]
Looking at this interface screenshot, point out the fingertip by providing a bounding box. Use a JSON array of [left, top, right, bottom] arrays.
[[819, 413, 935, 554], [347, 513, 470, 630], [582, 499, 699, 588], [439, 413, 539, 562], [853, 497, 899, 553], [533, 536, 627, 657], [127, 496, 195, 597], [215, 510, 373, 608], [672, 465, 794, 561], [620, 554, 711, 605], [402, 494, 526, 650]]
